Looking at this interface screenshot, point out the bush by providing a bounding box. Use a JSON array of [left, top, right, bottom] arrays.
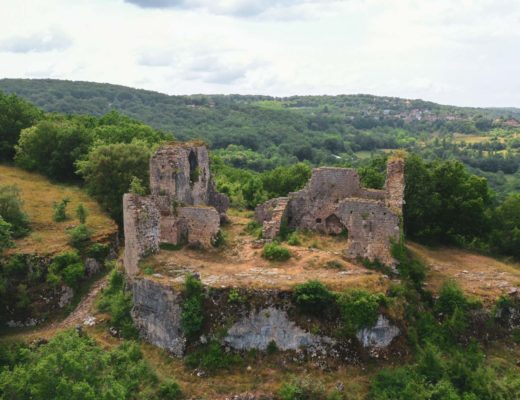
[[262, 242, 291, 261], [181, 274, 204, 339], [86, 243, 110, 261], [337, 289, 386, 333], [278, 376, 327, 400], [52, 198, 70, 222], [227, 288, 245, 304], [129, 176, 146, 196], [75, 203, 88, 224], [287, 232, 302, 246], [185, 341, 240, 373], [47, 251, 85, 289], [244, 220, 262, 238], [0, 329, 181, 399], [68, 223, 92, 250], [97, 269, 138, 339], [0, 216, 13, 252], [293, 280, 335, 315], [0, 185, 30, 238], [211, 230, 226, 248]]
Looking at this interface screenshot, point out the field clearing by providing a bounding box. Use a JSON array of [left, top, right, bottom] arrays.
[[0, 164, 117, 256], [408, 242, 520, 303]]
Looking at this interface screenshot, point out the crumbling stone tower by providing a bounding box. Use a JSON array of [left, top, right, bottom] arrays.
[[255, 157, 405, 266], [123, 142, 229, 275]]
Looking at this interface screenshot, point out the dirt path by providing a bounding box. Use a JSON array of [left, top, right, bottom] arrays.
[[3, 274, 109, 341]]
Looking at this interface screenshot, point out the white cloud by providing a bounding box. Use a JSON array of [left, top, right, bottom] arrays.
[[0, 0, 519, 106]]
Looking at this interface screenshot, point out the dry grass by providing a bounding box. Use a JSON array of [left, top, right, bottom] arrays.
[[0, 164, 117, 256], [140, 212, 388, 293], [408, 242, 520, 303], [85, 326, 376, 399]]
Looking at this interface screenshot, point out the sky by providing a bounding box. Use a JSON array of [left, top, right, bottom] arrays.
[[0, 0, 519, 107]]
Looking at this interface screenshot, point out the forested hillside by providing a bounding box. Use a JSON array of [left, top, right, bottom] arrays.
[[1, 78, 520, 198]]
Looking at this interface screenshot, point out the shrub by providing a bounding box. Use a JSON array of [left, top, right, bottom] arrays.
[[266, 340, 278, 354], [158, 380, 183, 400], [129, 176, 146, 196], [293, 280, 335, 315], [244, 220, 262, 238], [0, 216, 13, 252], [86, 242, 110, 261], [262, 242, 291, 261], [211, 230, 226, 248], [0, 185, 30, 238], [287, 232, 302, 246], [159, 242, 184, 251], [228, 288, 245, 304], [68, 223, 92, 250], [181, 274, 204, 339], [185, 341, 240, 372], [337, 289, 386, 333], [52, 197, 70, 222], [278, 376, 327, 400], [97, 269, 138, 339], [47, 251, 85, 289], [0, 329, 181, 399], [75, 203, 88, 224]]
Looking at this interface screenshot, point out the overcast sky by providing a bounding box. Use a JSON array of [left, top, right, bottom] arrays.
[[1, 0, 519, 107]]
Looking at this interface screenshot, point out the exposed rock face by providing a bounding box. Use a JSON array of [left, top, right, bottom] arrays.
[[123, 142, 229, 274], [256, 158, 405, 266], [356, 315, 400, 348], [224, 307, 330, 351], [131, 278, 185, 356]]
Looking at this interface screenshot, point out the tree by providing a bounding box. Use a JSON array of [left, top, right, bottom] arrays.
[[490, 194, 520, 258], [15, 118, 93, 181], [76, 141, 152, 224], [0, 91, 42, 160], [75, 203, 88, 224]]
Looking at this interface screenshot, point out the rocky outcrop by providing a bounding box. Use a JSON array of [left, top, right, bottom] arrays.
[[256, 157, 405, 266], [356, 315, 400, 348], [224, 307, 332, 351], [131, 278, 185, 356]]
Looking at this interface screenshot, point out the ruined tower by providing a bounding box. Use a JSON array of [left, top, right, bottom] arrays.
[[123, 142, 229, 275], [255, 156, 405, 266]]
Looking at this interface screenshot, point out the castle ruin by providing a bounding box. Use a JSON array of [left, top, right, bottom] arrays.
[[255, 157, 405, 266], [123, 142, 229, 275]]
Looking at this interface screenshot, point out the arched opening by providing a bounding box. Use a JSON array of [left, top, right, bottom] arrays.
[[325, 214, 347, 236]]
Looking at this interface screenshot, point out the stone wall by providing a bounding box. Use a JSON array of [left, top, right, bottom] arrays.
[[255, 157, 405, 266], [123, 142, 228, 275], [123, 194, 160, 275]]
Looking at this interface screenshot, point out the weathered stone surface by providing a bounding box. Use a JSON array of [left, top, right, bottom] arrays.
[[256, 158, 405, 266], [131, 278, 185, 356], [123, 194, 160, 275], [356, 315, 400, 348], [123, 142, 228, 275], [178, 206, 220, 247], [85, 257, 103, 277], [224, 307, 330, 351]]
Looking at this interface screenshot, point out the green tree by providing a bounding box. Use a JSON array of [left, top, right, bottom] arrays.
[[490, 194, 520, 258], [76, 141, 152, 224], [0, 91, 42, 160], [76, 203, 88, 224], [15, 118, 93, 181]]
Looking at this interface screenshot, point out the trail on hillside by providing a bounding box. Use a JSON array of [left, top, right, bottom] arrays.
[[3, 275, 109, 341]]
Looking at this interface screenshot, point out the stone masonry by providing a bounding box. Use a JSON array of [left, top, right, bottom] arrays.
[[123, 142, 229, 275], [255, 157, 405, 266]]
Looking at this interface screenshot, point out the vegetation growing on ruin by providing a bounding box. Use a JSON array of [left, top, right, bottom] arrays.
[[180, 274, 205, 340]]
